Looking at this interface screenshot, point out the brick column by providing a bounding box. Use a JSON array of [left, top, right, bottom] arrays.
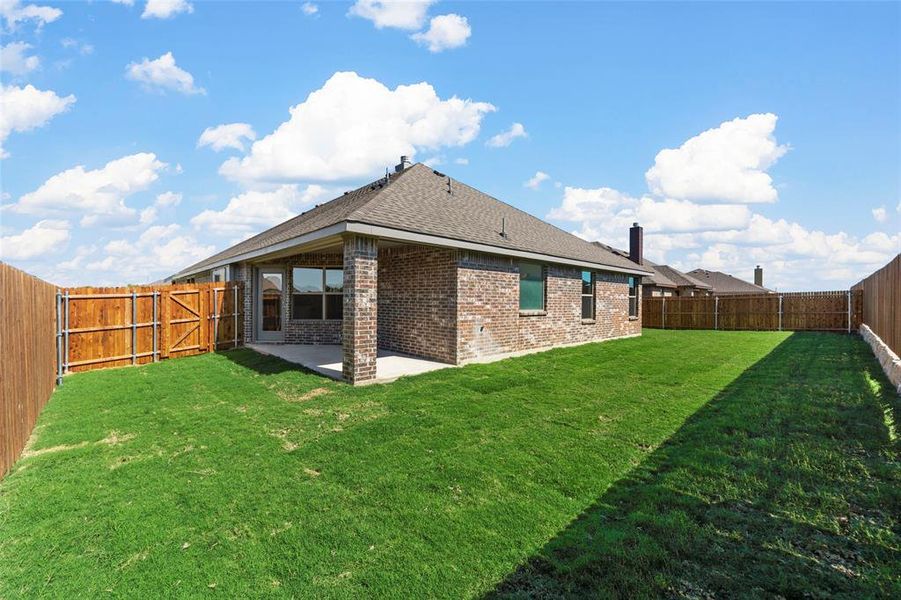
[[343, 235, 378, 384]]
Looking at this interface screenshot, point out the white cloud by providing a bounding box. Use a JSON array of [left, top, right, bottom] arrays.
[[154, 191, 182, 207], [348, 0, 434, 30], [219, 71, 495, 184], [872, 206, 887, 223], [645, 113, 788, 204], [0, 0, 62, 29], [125, 52, 205, 95], [301, 2, 318, 16], [551, 186, 751, 240], [0, 83, 75, 157], [60, 37, 94, 55], [486, 122, 526, 148], [12, 153, 168, 227], [197, 123, 256, 152], [141, 0, 193, 20], [411, 13, 470, 52], [139, 206, 157, 225], [0, 42, 39, 75], [524, 171, 550, 190], [454, 157, 468, 165], [191, 184, 328, 236], [86, 224, 214, 284], [111, 0, 135, 4], [683, 225, 900, 291], [0, 219, 69, 260]]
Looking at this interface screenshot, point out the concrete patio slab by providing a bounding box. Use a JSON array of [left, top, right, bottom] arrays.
[[246, 344, 451, 383]]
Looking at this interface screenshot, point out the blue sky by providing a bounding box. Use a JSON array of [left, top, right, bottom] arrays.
[[1, 0, 898, 290]]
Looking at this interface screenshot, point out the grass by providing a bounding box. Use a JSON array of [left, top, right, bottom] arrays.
[[0, 330, 897, 598]]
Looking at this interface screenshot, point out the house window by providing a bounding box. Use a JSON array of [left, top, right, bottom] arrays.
[[519, 262, 545, 311], [292, 267, 343, 320], [628, 276, 639, 317], [581, 271, 594, 319]]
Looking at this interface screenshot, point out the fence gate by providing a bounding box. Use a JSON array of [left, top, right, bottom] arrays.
[[56, 282, 243, 379], [162, 289, 206, 358]]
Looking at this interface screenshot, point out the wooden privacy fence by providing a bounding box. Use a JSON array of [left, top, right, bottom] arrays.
[[58, 281, 245, 378], [642, 290, 862, 332], [0, 263, 58, 477], [853, 254, 900, 355]]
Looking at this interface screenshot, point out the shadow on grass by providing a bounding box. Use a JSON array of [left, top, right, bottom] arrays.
[[219, 346, 328, 379], [486, 333, 900, 599]]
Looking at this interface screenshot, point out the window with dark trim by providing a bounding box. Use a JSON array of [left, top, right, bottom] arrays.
[[628, 276, 639, 317], [518, 262, 545, 311], [292, 267, 343, 320], [581, 271, 594, 319]]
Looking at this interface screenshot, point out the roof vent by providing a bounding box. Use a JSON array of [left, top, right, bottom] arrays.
[[500, 217, 508, 239], [394, 155, 412, 173]]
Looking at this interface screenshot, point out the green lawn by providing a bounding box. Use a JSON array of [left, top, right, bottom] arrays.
[[0, 330, 897, 598]]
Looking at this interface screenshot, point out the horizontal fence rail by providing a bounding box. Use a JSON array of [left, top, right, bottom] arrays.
[[58, 282, 245, 377], [852, 254, 900, 356], [642, 290, 862, 333]]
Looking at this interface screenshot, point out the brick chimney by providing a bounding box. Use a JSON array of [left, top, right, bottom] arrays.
[[754, 265, 763, 286], [629, 222, 643, 265]]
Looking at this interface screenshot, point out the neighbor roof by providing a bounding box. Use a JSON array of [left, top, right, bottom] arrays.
[[653, 265, 712, 290], [175, 163, 651, 278], [687, 269, 772, 294], [590, 243, 710, 290]]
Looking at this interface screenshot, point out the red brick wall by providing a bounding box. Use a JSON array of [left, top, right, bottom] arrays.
[[343, 236, 378, 383], [456, 251, 640, 362], [378, 245, 458, 363]]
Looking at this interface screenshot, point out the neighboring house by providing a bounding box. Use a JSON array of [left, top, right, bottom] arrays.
[[593, 224, 712, 298], [687, 267, 774, 295], [172, 159, 652, 384]]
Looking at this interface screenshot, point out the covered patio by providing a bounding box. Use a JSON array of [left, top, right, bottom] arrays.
[[246, 343, 451, 384]]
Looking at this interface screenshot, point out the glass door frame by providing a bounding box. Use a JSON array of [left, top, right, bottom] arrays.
[[255, 265, 285, 342]]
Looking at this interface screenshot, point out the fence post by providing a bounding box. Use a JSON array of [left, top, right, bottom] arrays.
[[847, 290, 851, 333], [64, 289, 70, 375], [152, 291, 158, 362], [662, 296, 666, 329], [213, 287, 219, 351], [56, 290, 63, 385], [131, 290, 137, 365], [714, 296, 719, 330], [160, 289, 170, 359], [233, 284, 239, 349], [778, 295, 783, 331]]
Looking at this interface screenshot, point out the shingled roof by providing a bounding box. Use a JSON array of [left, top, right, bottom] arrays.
[[590, 242, 711, 290], [176, 163, 651, 277], [654, 265, 712, 290], [687, 269, 773, 294]]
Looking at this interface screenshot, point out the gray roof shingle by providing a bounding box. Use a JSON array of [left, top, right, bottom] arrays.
[[176, 163, 650, 277], [687, 269, 773, 294]]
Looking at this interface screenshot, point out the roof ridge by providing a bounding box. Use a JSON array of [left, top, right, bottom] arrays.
[[344, 162, 419, 221]]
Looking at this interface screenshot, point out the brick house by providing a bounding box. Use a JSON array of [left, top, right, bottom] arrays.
[[172, 160, 652, 383]]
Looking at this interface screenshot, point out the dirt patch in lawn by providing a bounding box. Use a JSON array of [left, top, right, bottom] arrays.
[[21, 430, 136, 459], [279, 387, 331, 403]]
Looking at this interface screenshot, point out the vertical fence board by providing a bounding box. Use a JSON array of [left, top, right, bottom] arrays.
[[0, 263, 57, 478], [853, 254, 900, 355]]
